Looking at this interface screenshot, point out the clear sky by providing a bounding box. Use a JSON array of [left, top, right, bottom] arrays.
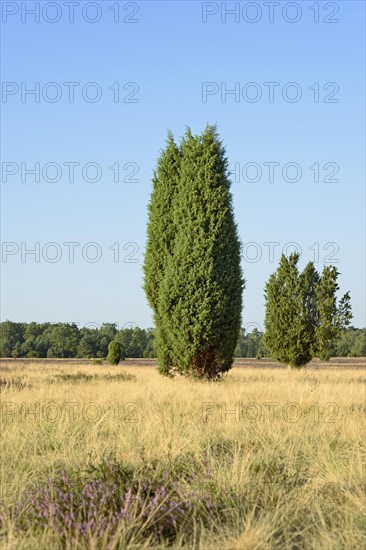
[[1, 0, 365, 330]]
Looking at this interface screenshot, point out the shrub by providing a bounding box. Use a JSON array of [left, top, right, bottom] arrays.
[[107, 341, 123, 365], [5, 454, 226, 546], [26, 350, 39, 358]]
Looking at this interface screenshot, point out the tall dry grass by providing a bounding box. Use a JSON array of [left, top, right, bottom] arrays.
[[0, 361, 365, 549]]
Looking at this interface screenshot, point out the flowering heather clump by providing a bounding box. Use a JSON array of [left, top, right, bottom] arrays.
[[4, 454, 225, 545]]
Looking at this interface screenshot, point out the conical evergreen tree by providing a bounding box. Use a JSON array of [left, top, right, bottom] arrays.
[[143, 133, 181, 374], [299, 261, 320, 357], [264, 254, 352, 367], [315, 266, 352, 361], [107, 341, 122, 365], [158, 126, 244, 379], [264, 253, 313, 367]]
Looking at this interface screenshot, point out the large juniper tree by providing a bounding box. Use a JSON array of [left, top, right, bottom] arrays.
[[264, 254, 352, 367], [143, 133, 181, 375], [144, 126, 244, 379]]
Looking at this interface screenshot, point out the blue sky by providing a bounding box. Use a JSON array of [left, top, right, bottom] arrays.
[[1, 0, 365, 329]]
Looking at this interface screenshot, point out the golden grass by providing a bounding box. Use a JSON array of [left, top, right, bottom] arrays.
[[0, 361, 365, 549]]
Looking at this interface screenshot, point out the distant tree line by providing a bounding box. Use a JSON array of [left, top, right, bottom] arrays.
[[0, 322, 154, 359], [0, 321, 364, 360]]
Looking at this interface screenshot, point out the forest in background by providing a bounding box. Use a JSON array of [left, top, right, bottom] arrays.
[[0, 321, 365, 360]]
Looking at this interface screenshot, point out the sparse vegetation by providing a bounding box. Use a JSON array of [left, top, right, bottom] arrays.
[[0, 376, 30, 390], [48, 371, 136, 384]]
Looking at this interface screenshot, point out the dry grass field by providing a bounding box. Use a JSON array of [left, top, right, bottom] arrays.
[[0, 359, 365, 549]]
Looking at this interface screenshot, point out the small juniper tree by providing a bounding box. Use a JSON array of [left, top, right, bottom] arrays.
[[157, 126, 244, 379], [107, 341, 123, 365], [264, 254, 352, 367]]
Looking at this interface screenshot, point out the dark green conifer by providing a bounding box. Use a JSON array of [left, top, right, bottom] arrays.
[[157, 126, 244, 379], [264, 254, 352, 367], [143, 133, 181, 375], [315, 267, 352, 360], [107, 341, 122, 365]]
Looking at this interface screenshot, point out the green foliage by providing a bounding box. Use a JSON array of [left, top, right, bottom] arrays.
[[143, 328, 156, 358], [234, 327, 270, 358], [330, 327, 366, 357], [264, 254, 353, 367], [314, 268, 352, 361], [145, 126, 244, 379], [115, 327, 146, 358], [98, 323, 118, 357], [77, 330, 99, 358], [45, 323, 80, 358], [107, 341, 123, 365], [0, 322, 155, 360], [143, 133, 181, 313], [12, 342, 22, 359], [314, 266, 338, 361], [0, 320, 362, 361], [0, 322, 25, 357], [26, 350, 40, 358], [264, 254, 312, 368], [143, 133, 182, 374]]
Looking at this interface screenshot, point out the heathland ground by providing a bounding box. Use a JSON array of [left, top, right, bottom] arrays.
[[0, 359, 365, 549]]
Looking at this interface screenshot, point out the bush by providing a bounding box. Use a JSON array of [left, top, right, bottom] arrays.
[[26, 351, 39, 358], [107, 341, 123, 365], [5, 454, 225, 546]]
